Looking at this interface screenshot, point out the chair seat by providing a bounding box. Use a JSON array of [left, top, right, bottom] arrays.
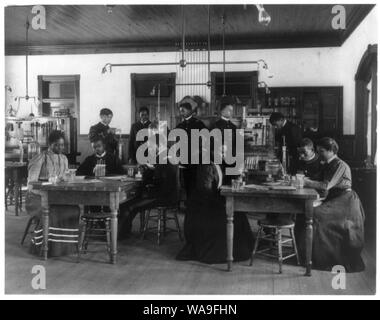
[[258, 218, 295, 229], [128, 198, 157, 212], [82, 212, 112, 220]]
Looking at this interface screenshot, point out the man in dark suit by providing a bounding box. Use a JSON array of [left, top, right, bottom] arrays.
[[128, 107, 151, 164], [175, 102, 206, 199], [89, 108, 118, 155], [269, 112, 303, 174]]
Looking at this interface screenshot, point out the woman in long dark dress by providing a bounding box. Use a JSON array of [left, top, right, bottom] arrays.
[[176, 163, 253, 264], [25, 130, 80, 257], [297, 137, 365, 272]]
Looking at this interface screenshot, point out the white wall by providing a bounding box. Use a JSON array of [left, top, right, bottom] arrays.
[[5, 7, 377, 135], [339, 7, 378, 134]]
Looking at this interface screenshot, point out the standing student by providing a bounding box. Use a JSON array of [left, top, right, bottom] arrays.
[[269, 112, 303, 174], [213, 96, 238, 185], [89, 108, 118, 155], [128, 107, 152, 164], [175, 102, 206, 199]]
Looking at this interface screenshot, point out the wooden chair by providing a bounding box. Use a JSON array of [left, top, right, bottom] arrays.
[[141, 163, 183, 245], [21, 215, 40, 245], [77, 211, 112, 262], [250, 217, 300, 274], [142, 205, 183, 245]]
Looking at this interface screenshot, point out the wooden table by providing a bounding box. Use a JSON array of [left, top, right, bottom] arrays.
[[220, 186, 319, 276], [5, 161, 27, 216], [31, 178, 141, 264]]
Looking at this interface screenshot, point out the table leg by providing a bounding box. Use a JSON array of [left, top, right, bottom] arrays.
[[304, 200, 314, 276], [41, 193, 49, 260], [226, 196, 234, 271], [110, 193, 119, 264], [13, 170, 20, 216]]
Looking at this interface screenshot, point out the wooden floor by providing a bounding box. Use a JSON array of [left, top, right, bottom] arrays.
[[5, 205, 376, 295]]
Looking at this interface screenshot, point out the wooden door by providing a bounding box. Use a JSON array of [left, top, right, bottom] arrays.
[[131, 73, 176, 130]]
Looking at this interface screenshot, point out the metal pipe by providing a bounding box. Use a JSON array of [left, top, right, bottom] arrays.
[[106, 60, 264, 68], [25, 20, 29, 98], [181, 6, 185, 63], [207, 5, 211, 86], [222, 14, 226, 96]]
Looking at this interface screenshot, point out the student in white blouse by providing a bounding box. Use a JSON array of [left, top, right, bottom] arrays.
[[25, 130, 80, 257]]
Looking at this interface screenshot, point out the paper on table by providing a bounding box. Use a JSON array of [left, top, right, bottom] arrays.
[[244, 184, 270, 190], [270, 185, 297, 190], [69, 179, 102, 183], [101, 175, 132, 181]]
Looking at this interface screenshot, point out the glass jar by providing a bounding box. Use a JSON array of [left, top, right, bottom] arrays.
[[265, 158, 281, 177]]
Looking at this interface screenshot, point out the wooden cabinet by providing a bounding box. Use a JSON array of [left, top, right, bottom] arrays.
[[257, 86, 343, 138], [38, 75, 80, 164], [210, 71, 258, 118]]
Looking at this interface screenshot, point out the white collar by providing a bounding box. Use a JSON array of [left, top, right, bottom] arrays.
[[282, 120, 287, 127], [141, 120, 148, 125], [327, 155, 337, 164], [221, 116, 230, 122], [305, 152, 316, 162], [100, 121, 109, 127], [214, 164, 223, 189], [185, 115, 193, 121], [96, 151, 107, 158]]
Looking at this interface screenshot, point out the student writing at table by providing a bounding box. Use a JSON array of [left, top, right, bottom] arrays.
[[297, 138, 323, 180], [296, 137, 365, 272], [76, 135, 130, 223], [77, 135, 124, 176]]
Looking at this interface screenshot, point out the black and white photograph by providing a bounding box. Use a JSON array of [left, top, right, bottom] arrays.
[[1, 0, 378, 300]]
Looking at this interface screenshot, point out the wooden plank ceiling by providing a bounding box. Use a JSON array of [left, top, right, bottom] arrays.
[[5, 4, 375, 55]]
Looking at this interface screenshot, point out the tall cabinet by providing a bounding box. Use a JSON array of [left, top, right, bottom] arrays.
[[38, 75, 80, 164]]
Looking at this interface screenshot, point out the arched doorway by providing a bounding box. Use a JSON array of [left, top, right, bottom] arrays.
[[355, 44, 377, 164]]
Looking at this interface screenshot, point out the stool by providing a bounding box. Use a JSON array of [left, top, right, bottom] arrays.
[[250, 218, 300, 274], [142, 206, 183, 245], [77, 211, 112, 262]]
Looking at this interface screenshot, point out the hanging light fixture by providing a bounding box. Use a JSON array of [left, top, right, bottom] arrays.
[[105, 5, 115, 14], [101, 6, 272, 86], [15, 19, 40, 117], [256, 4, 271, 27]]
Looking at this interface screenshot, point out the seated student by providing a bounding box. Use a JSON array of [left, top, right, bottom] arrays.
[[297, 138, 323, 180], [76, 135, 129, 229], [296, 137, 365, 272], [118, 136, 180, 239], [77, 135, 124, 176], [25, 130, 80, 257], [176, 147, 254, 264]]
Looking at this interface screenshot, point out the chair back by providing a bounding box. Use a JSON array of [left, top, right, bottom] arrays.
[[154, 163, 181, 207]]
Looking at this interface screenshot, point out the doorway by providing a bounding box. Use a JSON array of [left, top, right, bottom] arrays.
[[131, 73, 176, 129], [355, 44, 377, 164]]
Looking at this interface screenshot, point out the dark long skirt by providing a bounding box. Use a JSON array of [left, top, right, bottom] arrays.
[[177, 195, 254, 264], [25, 192, 80, 257], [295, 190, 365, 272]]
